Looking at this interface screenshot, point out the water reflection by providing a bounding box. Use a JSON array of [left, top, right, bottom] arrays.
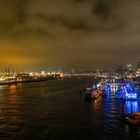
[[0, 77, 140, 140], [124, 101, 139, 114], [7, 84, 18, 105], [8, 84, 17, 94], [91, 97, 102, 111], [116, 99, 140, 117], [0, 84, 22, 130]]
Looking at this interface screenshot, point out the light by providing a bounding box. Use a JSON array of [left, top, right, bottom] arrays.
[[60, 73, 64, 78], [115, 83, 138, 100], [124, 101, 138, 114], [102, 84, 111, 95], [124, 84, 137, 100], [29, 72, 33, 76], [0, 78, 4, 81]]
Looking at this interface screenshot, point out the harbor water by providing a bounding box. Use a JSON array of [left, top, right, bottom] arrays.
[[0, 77, 140, 140]]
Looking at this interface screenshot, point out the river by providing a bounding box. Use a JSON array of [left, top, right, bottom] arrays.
[[0, 76, 140, 140]]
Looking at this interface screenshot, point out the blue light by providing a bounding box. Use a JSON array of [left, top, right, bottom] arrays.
[[102, 84, 111, 95], [115, 85, 125, 99], [115, 83, 138, 100], [124, 101, 138, 114], [124, 84, 137, 100]]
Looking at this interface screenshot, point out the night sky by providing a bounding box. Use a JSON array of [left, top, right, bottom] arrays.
[[0, 0, 140, 71]]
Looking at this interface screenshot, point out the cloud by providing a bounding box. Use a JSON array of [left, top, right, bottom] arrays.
[[0, 0, 140, 70], [92, 0, 118, 19]]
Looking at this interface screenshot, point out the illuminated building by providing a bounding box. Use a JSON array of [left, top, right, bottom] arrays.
[[136, 68, 140, 77], [126, 64, 133, 72]]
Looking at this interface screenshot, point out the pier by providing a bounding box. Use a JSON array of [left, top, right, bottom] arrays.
[[0, 72, 63, 85]]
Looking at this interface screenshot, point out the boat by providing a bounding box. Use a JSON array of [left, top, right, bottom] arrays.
[[85, 88, 92, 99], [115, 83, 137, 100], [102, 84, 111, 95], [0, 77, 16, 85], [91, 89, 102, 99], [119, 112, 140, 125], [85, 87, 102, 100]]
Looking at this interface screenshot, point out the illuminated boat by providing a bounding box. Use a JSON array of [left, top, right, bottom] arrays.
[[85, 87, 102, 100], [115, 84, 137, 100], [102, 84, 111, 95], [97, 81, 105, 89], [115, 85, 125, 99], [0, 76, 16, 85], [119, 112, 140, 125], [85, 88, 92, 99], [91, 89, 102, 99]]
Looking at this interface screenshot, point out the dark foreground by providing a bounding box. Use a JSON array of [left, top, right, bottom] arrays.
[[0, 77, 140, 140]]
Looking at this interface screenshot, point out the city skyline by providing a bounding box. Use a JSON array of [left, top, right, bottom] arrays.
[[0, 0, 140, 71]]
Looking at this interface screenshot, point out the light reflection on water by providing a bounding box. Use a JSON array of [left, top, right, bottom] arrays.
[[0, 77, 140, 140], [124, 101, 139, 114]]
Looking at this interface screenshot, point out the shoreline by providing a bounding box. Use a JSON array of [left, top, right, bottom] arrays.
[[0, 76, 61, 86]]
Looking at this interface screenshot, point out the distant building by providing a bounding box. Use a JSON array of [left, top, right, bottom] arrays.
[[96, 69, 100, 77], [41, 71, 45, 75], [136, 68, 140, 77], [126, 64, 133, 72], [116, 65, 123, 73]]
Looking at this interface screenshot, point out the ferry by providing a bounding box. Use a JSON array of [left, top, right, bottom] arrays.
[[85, 87, 102, 100], [102, 84, 111, 95], [0, 76, 16, 85], [91, 89, 102, 99], [115, 83, 137, 100]]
